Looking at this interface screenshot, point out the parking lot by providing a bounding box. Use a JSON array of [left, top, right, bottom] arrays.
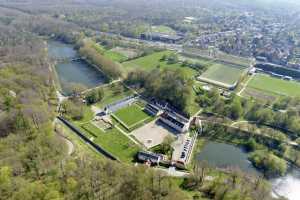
[[132, 119, 176, 149], [172, 134, 194, 163]]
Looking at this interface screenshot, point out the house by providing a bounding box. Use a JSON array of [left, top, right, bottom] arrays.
[[141, 32, 183, 43], [160, 111, 190, 133], [137, 151, 164, 164], [144, 103, 163, 116]]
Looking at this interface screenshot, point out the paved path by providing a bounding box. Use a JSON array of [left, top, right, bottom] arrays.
[[155, 167, 190, 177], [237, 74, 254, 96]]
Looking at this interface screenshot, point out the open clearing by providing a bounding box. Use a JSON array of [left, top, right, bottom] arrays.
[[246, 74, 300, 98], [199, 62, 248, 88], [132, 119, 176, 149], [110, 47, 139, 59], [96, 83, 134, 108], [80, 122, 140, 162], [152, 25, 176, 35], [122, 51, 198, 77], [112, 104, 152, 128], [93, 43, 128, 62]]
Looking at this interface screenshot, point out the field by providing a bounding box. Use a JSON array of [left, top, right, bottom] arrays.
[[244, 74, 300, 98], [112, 103, 152, 129], [122, 51, 198, 77], [110, 47, 139, 59], [152, 25, 176, 35], [92, 43, 128, 62], [80, 122, 140, 162], [198, 63, 248, 88], [96, 83, 134, 108]]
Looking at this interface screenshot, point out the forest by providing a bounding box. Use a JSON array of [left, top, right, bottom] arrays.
[[0, 2, 291, 200]]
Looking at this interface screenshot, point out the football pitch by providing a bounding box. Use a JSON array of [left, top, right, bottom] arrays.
[[112, 104, 152, 130], [199, 62, 248, 88], [245, 74, 300, 97]]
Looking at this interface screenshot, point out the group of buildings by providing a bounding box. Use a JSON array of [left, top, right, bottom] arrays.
[[144, 99, 191, 133]]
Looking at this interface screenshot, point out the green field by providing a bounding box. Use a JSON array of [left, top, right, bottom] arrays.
[[96, 83, 134, 108], [113, 104, 151, 128], [92, 43, 128, 62], [80, 122, 140, 162], [199, 63, 248, 87], [152, 25, 176, 35], [246, 74, 300, 97], [122, 51, 198, 77]]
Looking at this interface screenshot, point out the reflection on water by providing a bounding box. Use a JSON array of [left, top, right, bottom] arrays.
[[271, 168, 300, 200], [47, 40, 106, 95], [196, 141, 259, 176]]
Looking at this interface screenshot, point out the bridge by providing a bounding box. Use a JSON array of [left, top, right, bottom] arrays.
[[55, 57, 82, 63]]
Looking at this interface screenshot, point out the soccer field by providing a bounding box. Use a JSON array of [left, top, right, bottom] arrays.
[[122, 51, 198, 77], [199, 63, 248, 88], [246, 74, 300, 97], [113, 104, 152, 129]]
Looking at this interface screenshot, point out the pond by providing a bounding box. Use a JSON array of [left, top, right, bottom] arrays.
[[196, 140, 300, 200], [196, 141, 259, 176], [48, 40, 106, 95]]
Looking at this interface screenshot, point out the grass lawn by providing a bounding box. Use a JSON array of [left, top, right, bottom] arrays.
[[71, 105, 94, 125], [92, 43, 127, 62], [104, 50, 127, 62], [80, 122, 140, 162], [113, 104, 152, 128], [246, 74, 300, 97], [96, 83, 134, 108], [199, 63, 247, 86], [123, 51, 198, 77], [152, 25, 176, 35]]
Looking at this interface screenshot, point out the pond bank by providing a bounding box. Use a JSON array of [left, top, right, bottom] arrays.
[[47, 40, 107, 95]]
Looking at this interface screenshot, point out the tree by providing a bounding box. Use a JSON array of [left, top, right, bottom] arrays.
[[229, 98, 243, 120], [85, 88, 104, 105]]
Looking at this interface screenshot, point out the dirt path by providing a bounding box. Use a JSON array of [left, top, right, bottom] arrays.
[[57, 133, 75, 155]]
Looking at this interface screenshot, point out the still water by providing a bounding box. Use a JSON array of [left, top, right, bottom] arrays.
[[196, 141, 259, 175], [196, 141, 300, 200], [48, 40, 106, 95]]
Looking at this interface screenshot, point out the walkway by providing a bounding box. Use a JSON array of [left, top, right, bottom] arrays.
[[237, 74, 254, 96], [155, 167, 190, 177]]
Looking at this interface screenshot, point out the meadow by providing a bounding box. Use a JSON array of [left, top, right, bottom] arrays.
[[122, 50, 198, 77], [246, 74, 300, 97]]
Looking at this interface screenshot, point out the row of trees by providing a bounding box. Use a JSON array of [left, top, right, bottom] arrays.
[[79, 39, 123, 80]]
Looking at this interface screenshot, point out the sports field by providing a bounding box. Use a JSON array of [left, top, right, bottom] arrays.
[[199, 63, 248, 88], [152, 25, 176, 35], [246, 74, 300, 97], [122, 51, 198, 77], [112, 104, 152, 129]]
